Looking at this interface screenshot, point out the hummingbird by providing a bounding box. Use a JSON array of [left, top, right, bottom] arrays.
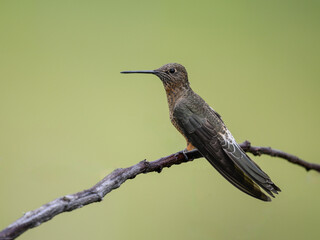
[[121, 63, 280, 201]]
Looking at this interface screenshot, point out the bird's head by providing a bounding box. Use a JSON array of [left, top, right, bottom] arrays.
[[121, 63, 189, 91]]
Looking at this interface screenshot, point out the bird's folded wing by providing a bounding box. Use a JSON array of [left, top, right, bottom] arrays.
[[219, 132, 281, 196], [173, 102, 279, 201]]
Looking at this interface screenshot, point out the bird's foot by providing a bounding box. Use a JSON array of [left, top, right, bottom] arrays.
[[182, 148, 189, 160]]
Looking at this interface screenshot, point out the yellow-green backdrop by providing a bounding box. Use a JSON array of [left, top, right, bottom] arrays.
[[0, 1, 319, 239]]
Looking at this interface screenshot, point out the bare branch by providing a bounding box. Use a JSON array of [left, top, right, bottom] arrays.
[[240, 141, 320, 172], [0, 141, 319, 240]]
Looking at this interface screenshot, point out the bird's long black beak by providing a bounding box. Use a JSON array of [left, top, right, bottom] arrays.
[[121, 70, 158, 74]]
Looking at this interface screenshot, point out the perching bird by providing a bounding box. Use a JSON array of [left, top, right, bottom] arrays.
[[121, 63, 280, 201]]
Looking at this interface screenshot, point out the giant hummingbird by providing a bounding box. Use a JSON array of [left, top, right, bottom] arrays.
[[121, 63, 280, 201]]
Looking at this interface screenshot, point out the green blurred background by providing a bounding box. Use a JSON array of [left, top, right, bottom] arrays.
[[0, 0, 319, 239]]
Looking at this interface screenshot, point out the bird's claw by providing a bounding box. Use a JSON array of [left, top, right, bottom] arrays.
[[182, 149, 189, 160]]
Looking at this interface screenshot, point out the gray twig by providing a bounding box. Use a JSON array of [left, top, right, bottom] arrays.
[[0, 141, 318, 240]]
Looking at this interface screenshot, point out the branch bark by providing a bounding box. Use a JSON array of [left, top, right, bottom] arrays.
[[0, 141, 319, 240]]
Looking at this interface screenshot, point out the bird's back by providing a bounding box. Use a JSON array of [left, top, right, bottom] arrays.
[[171, 90, 280, 201]]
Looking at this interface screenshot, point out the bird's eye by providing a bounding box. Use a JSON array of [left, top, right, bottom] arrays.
[[169, 68, 176, 74]]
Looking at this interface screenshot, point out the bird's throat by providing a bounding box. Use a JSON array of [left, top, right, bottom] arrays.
[[163, 83, 190, 113]]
